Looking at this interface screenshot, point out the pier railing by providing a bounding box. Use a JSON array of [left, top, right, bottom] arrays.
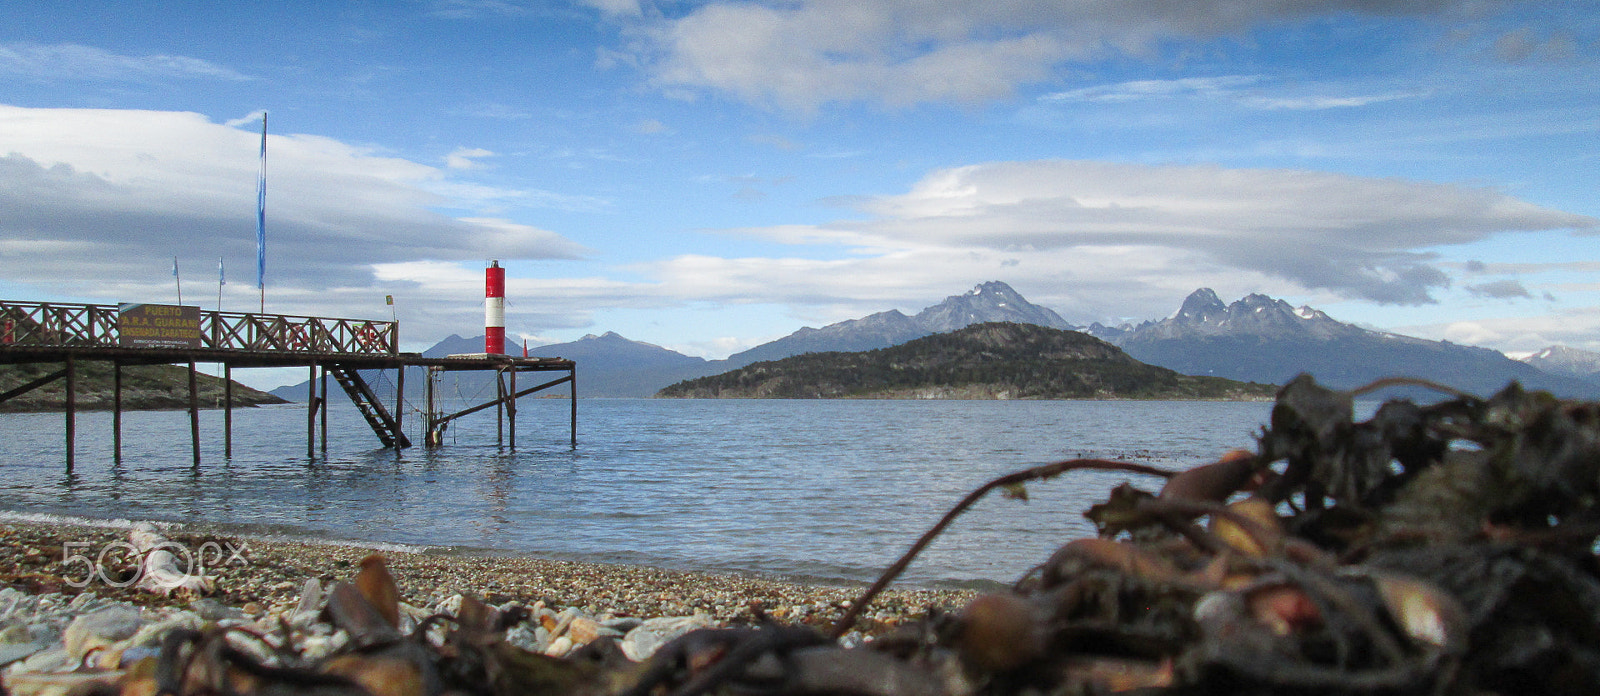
[[0, 300, 397, 355]]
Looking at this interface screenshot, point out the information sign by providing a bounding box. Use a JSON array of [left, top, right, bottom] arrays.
[[118, 304, 202, 348]]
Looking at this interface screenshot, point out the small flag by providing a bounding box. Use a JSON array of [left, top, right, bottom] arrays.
[[256, 112, 267, 291], [219, 257, 226, 285], [385, 295, 394, 305], [172, 256, 179, 277]]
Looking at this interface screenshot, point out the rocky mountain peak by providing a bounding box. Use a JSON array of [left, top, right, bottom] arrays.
[[1235, 293, 1287, 311], [915, 281, 1075, 333], [1520, 345, 1600, 382], [1175, 288, 1228, 324], [1136, 289, 1357, 342]]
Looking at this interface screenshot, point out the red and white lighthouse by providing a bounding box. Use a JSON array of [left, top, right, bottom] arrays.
[[485, 260, 506, 355]]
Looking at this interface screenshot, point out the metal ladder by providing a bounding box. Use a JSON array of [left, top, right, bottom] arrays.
[[327, 366, 412, 449]]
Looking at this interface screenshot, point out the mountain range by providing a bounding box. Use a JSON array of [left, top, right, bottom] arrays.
[[271, 281, 1600, 401], [1100, 289, 1596, 398]]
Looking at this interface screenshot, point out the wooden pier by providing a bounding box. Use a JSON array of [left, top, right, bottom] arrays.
[[0, 300, 576, 468]]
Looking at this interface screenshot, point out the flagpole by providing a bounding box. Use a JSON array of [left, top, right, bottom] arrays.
[[256, 111, 268, 314]]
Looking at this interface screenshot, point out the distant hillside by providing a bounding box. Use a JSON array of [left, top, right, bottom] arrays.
[[658, 322, 1276, 400], [0, 362, 286, 412], [271, 331, 716, 401]]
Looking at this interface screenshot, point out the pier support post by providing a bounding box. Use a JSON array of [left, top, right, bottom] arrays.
[[394, 366, 405, 448], [508, 367, 516, 450], [319, 366, 329, 455], [223, 363, 233, 458], [64, 354, 76, 470], [424, 366, 439, 447], [188, 359, 200, 466], [495, 369, 504, 448], [569, 366, 577, 448], [113, 362, 122, 464], [307, 364, 317, 459]]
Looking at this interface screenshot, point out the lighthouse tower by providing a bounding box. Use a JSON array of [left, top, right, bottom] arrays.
[[485, 260, 505, 355]]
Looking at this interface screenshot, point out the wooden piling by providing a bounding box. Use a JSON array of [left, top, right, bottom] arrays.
[[424, 366, 438, 447], [394, 366, 405, 446], [64, 354, 75, 470], [188, 360, 200, 466], [319, 366, 329, 455], [113, 362, 122, 463], [223, 363, 233, 458], [307, 364, 317, 459]]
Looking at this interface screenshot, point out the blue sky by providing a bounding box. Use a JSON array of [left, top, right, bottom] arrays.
[[1, 1, 1596, 388]]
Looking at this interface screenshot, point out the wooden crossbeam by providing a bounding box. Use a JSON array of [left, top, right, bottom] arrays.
[[429, 374, 572, 429], [0, 368, 67, 405]]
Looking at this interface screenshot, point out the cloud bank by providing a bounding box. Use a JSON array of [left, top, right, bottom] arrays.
[[617, 0, 1519, 110], [0, 105, 585, 314], [3, 105, 1589, 351], [617, 159, 1596, 333], [727, 160, 1592, 305], [0, 42, 250, 82]]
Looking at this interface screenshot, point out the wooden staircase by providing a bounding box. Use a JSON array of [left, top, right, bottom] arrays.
[[327, 366, 411, 449]]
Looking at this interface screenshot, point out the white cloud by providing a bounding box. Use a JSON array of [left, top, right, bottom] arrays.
[[1040, 75, 1425, 111], [371, 260, 672, 338], [225, 111, 269, 128], [634, 118, 670, 134], [584, 0, 643, 18], [1405, 306, 1600, 354], [618, 0, 1521, 110], [445, 146, 494, 169], [1466, 279, 1533, 299], [0, 42, 249, 82], [0, 105, 587, 338], [427, 0, 535, 19], [1041, 76, 1262, 103], [630, 242, 1264, 330], [1238, 91, 1422, 110]]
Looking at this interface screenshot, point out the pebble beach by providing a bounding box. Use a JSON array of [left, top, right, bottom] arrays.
[[0, 518, 979, 689], [0, 520, 972, 626]]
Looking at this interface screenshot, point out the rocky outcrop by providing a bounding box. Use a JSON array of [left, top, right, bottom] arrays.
[[0, 362, 285, 412]]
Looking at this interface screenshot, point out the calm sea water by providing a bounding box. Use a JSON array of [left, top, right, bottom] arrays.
[[0, 398, 1280, 587]]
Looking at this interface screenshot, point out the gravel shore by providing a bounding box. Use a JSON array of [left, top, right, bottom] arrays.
[[0, 520, 975, 634]]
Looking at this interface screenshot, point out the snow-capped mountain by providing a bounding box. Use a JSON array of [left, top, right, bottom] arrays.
[[1519, 345, 1600, 384], [1131, 288, 1359, 341], [912, 281, 1076, 333], [724, 281, 1074, 366], [1112, 289, 1598, 397]]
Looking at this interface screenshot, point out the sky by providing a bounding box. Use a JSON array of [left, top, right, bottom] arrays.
[[1, 0, 1597, 389]]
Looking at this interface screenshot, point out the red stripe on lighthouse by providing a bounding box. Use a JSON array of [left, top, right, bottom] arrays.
[[485, 260, 505, 355]]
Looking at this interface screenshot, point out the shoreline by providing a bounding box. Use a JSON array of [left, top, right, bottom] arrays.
[[0, 517, 977, 633]]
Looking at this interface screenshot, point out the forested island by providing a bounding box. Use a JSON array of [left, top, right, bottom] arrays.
[[658, 322, 1277, 400]]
